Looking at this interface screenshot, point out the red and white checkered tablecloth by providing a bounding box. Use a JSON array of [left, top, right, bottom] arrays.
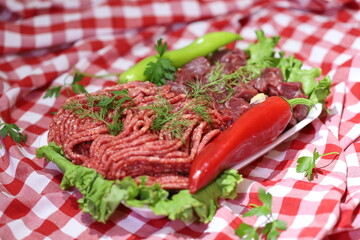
[[1, 0, 360, 239]]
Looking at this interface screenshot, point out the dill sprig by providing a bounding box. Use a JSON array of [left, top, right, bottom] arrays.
[[189, 102, 213, 124], [143, 96, 191, 140], [63, 89, 132, 135], [143, 93, 213, 141], [185, 62, 263, 103], [147, 96, 181, 131]]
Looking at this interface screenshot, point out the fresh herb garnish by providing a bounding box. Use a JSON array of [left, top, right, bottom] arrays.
[[188, 100, 213, 124], [71, 72, 87, 94], [44, 70, 121, 99], [44, 85, 63, 98], [296, 148, 339, 181], [207, 63, 263, 102], [44, 72, 88, 99], [63, 89, 132, 135], [143, 94, 212, 141], [144, 38, 176, 86], [143, 96, 192, 140], [236, 188, 287, 240], [0, 122, 27, 144], [185, 62, 262, 103], [205, 62, 240, 101]]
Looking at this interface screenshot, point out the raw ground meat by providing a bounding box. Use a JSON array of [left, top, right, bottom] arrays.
[[48, 48, 308, 189]]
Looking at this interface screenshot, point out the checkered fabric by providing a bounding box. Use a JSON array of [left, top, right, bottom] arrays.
[[1, 0, 360, 239]]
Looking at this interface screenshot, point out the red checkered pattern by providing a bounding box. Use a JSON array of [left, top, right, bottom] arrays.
[[1, 0, 360, 239]]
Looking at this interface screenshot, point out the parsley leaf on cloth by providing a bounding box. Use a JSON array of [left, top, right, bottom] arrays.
[[0, 122, 27, 144], [236, 188, 287, 240], [144, 38, 176, 86], [296, 148, 339, 181], [243, 188, 272, 218], [44, 72, 88, 99]]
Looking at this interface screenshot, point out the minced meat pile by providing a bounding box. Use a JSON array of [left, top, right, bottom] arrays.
[[48, 48, 308, 189]]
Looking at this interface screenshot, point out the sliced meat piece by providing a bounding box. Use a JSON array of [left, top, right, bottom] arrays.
[[249, 67, 309, 125], [214, 97, 251, 129], [277, 81, 307, 99], [174, 57, 211, 84], [210, 49, 248, 73], [250, 67, 284, 93], [232, 82, 259, 102]]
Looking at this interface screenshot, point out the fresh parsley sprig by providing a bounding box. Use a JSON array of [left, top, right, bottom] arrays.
[[235, 188, 287, 240], [44, 70, 121, 99], [0, 122, 27, 145], [71, 72, 87, 94], [296, 148, 339, 181], [144, 39, 176, 86], [44, 72, 88, 99]]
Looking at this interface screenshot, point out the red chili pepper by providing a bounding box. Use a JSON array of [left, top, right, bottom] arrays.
[[188, 96, 313, 193]]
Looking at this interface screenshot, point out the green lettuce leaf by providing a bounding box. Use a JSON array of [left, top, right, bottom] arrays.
[[123, 176, 169, 208], [277, 54, 322, 96], [277, 55, 332, 105], [151, 169, 242, 223], [37, 143, 127, 223], [246, 30, 332, 105], [309, 76, 332, 105], [36, 143, 242, 223], [246, 30, 280, 68]]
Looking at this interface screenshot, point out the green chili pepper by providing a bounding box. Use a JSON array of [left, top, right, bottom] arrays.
[[118, 31, 243, 83]]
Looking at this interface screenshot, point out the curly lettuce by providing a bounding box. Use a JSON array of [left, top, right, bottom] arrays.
[[246, 29, 332, 105], [36, 143, 242, 223]]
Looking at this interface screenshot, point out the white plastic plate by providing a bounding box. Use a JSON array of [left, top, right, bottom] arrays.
[[36, 103, 322, 219]]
